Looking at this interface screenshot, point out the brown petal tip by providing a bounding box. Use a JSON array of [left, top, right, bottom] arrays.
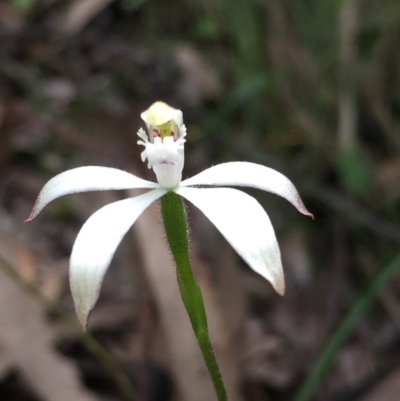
[[24, 215, 34, 223]]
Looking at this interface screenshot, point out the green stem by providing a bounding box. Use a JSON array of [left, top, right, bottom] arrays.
[[294, 251, 400, 401], [160, 191, 228, 401]]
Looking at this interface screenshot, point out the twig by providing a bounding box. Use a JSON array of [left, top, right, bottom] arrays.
[[338, 0, 358, 151]]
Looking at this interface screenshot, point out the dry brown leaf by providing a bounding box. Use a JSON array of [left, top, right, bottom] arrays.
[[0, 3, 25, 32], [191, 244, 245, 401], [327, 343, 375, 396], [358, 370, 400, 401], [58, 0, 116, 35], [243, 319, 295, 388], [0, 260, 99, 401], [175, 45, 223, 107], [0, 205, 98, 401], [375, 158, 400, 198]]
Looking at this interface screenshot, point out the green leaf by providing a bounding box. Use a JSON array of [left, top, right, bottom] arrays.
[[335, 149, 372, 196], [194, 18, 219, 40], [294, 252, 400, 401], [13, 0, 35, 12], [120, 0, 149, 12]]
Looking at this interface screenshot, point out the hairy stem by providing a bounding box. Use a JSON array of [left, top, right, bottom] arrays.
[[160, 191, 228, 401]]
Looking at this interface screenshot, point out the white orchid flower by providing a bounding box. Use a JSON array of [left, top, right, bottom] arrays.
[[26, 101, 313, 329]]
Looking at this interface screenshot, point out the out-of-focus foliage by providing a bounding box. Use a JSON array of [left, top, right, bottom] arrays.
[[335, 149, 372, 197], [12, 0, 36, 13], [1, 0, 400, 400]]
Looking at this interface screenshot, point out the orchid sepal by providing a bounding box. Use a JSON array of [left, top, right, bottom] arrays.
[[25, 166, 158, 222], [176, 186, 285, 295], [70, 189, 166, 329], [180, 161, 313, 219]]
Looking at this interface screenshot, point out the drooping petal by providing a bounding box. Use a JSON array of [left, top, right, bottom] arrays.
[[180, 162, 313, 218], [176, 187, 285, 295], [69, 188, 167, 329], [25, 166, 159, 222]]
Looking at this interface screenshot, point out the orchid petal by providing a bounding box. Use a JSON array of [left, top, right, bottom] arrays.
[[70, 188, 166, 329], [26, 167, 159, 222], [176, 187, 285, 295], [181, 162, 313, 218]]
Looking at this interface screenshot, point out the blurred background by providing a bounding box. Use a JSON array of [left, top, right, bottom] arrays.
[[1, 0, 400, 400]]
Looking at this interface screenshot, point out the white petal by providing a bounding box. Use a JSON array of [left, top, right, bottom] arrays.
[[70, 188, 167, 329], [181, 162, 313, 218], [176, 187, 285, 295], [26, 166, 159, 222]]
